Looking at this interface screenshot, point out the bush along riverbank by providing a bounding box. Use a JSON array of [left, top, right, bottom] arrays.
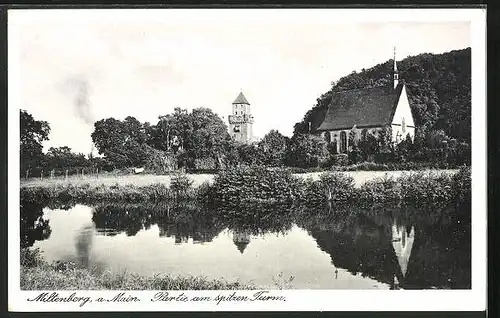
[[210, 166, 471, 206], [20, 248, 254, 290], [20, 172, 203, 205], [21, 166, 471, 206]]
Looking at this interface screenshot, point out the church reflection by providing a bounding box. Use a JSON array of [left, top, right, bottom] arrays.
[[231, 229, 251, 254], [299, 201, 471, 289], [391, 221, 415, 289]]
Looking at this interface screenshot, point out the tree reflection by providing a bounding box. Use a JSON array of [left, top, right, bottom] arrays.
[[295, 201, 471, 289], [23, 197, 471, 289], [20, 200, 52, 248]]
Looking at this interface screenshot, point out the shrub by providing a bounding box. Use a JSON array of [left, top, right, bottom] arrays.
[[170, 172, 193, 197], [398, 171, 454, 202], [357, 174, 401, 202], [21, 248, 44, 268], [348, 149, 363, 164], [212, 166, 300, 206], [452, 166, 471, 202], [331, 154, 349, 166], [296, 178, 326, 203], [319, 172, 356, 201], [196, 181, 215, 205]]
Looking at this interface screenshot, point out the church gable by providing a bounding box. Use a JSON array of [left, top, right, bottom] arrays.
[[390, 85, 415, 141], [390, 86, 415, 128]]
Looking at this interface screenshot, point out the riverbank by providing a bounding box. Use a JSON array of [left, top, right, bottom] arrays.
[[21, 249, 254, 290], [20, 168, 467, 205], [21, 168, 458, 189]]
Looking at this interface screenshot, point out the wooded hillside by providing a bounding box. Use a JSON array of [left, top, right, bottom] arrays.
[[294, 48, 471, 142]]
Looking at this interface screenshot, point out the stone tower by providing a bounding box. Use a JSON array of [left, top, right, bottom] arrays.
[[228, 92, 254, 143]]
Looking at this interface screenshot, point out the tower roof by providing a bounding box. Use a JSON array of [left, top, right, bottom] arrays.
[[233, 92, 250, 105]]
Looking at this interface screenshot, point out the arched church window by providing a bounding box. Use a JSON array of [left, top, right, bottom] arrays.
[[325, 131, 331, 143], [340, 131, 347, 153]]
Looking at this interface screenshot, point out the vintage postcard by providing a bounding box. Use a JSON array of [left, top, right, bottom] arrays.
[[8, 8, 486, 312]]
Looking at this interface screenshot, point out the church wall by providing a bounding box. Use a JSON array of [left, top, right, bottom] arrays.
[[391, 86, 415, 142], [322, 127, 384, 153]]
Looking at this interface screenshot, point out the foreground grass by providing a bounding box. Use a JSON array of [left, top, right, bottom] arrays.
[[21, 266, 252, 290], [21, 254, 254, 290]]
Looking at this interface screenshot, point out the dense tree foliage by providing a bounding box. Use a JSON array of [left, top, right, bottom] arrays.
[[293, 48, 471, 142], [285, 134, 328, 168], [20, 110, 50, 175], [259, 130, 289, 167], [44, 146, 88, 171]]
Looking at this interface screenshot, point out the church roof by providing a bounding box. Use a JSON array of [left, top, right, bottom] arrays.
[[233, 92, 250, 105], [317, 83, 404, 131]]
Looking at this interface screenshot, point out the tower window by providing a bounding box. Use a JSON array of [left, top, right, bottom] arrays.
[[402, 117, 406, 134]]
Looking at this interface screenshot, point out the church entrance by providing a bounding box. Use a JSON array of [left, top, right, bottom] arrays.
[[340, 131, 347, 153]]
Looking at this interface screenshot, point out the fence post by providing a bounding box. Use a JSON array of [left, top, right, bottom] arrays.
[[82, 168, 85, 178], [40, 170, 43, 181], [65, 170, 68, 180], [96, 168, 99, 179], [25, 170, 28, 180]]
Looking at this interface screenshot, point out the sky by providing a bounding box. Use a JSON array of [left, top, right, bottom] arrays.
[[10, 9, 472, 155]]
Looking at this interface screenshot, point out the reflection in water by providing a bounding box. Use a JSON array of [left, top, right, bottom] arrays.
[[75, 224, 94, 267], [21, 198, 471, 289], [391, 223, 415, 278], [20, 201, 52, 248], [232, 229, 251, 254]]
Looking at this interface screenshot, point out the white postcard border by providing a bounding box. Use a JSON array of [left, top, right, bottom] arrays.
[[7, 8, 487, 312]]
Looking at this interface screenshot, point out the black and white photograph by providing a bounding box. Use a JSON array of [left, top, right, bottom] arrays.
[[8, 8, 486, 312]]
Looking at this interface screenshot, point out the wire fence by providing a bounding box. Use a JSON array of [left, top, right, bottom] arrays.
[[22, 167, 105, 181]]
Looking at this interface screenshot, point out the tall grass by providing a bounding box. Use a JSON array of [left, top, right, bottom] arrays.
[[20, 248, 253, 290], [20, 172, 200, 204]]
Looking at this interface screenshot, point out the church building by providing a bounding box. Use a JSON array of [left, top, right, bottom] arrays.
[[317, 49, 415, 153], [228, 92, 254, 144]]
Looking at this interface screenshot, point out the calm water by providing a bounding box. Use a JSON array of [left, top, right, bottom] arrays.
[[21, 200, 471, 289]]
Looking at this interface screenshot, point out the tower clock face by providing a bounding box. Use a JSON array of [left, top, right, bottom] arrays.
[[233, 125, 240, 133]]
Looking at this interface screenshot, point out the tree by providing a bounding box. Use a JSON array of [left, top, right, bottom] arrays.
[[20, 110, 50, 175], [358, 130, 379, 161], [151, 107, 231, 170], [286, 134, 327, 168], [91, 117, 153, 168], [259, 130, 288, 167], [238, 142, 265, 166], [45, 146, 88, 170]]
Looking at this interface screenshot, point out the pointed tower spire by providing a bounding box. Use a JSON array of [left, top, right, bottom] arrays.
[[393, 47, 399, 89]]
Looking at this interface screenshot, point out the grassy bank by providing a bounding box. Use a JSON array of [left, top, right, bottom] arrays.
[[20, 172, 204, 204], [21, 248, 254, 290], [20, 167, 468, 205]]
